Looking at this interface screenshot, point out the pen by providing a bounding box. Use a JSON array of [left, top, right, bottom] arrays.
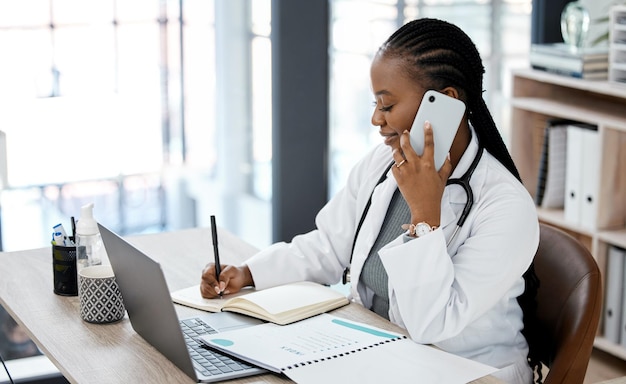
[[70, 216, 76, 243], [210, 215, 223, 297]]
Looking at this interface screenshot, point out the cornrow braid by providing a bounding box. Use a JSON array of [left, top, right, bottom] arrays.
[[381, 18, 520, 180], [381, 18, 542, 382]]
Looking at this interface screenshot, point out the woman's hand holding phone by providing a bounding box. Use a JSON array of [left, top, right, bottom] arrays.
[[392, 90, 466, 228], [392, 122, 452, 229]]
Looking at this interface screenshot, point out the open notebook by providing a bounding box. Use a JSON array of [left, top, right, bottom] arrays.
[[171, 281, 349, 325]]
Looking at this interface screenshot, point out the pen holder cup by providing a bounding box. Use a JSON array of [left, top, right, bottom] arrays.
[[78, 265, 125, 324], [52, 245, 78, 296]]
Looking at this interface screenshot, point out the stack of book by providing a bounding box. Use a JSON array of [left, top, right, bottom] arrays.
[[530, 43, 609, 80]]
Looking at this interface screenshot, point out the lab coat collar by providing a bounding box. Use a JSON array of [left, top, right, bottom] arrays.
[[450, 124, 480, 178]]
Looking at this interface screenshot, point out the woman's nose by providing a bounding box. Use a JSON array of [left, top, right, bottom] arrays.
[[371, 108, 384, 126]]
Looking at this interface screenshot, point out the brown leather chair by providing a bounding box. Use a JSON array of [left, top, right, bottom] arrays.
[[524, 223, 603, 384]]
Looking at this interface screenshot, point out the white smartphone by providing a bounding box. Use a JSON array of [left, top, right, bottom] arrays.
[[409, 89, 467, 170]]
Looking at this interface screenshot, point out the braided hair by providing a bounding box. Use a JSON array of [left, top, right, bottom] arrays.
[[380, 18, 543, 382]]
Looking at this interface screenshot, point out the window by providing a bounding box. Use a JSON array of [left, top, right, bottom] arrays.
[[328, 0, 532, 196], [0, 0, 165, 251], [0, 0, 274, 251], [0, 0, 533, 249]]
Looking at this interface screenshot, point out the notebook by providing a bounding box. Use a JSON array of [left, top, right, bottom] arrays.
[[199, 313, 498, 384], [171, 281, 349, 324], [98, 224, 266, 383]]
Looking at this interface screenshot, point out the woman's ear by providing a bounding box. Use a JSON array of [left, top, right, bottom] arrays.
[[441, 87, 460, 100]]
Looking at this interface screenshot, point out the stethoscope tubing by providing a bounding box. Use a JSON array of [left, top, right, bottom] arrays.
[[445, 145, 484, 245], [343, 144, 484, 283]]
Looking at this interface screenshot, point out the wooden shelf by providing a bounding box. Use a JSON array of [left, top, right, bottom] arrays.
[[595, 337, 626, 361], [536, 208, 594, 237], [511, 68, 626, 360], [510, 98, 626, 131], [598, 228, 626, 250], [513, 68, 626, 98]]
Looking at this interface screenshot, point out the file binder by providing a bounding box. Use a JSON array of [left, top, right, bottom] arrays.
[[606, 246, 625, 344], [564, 123, 599, 228], [620, 245, 626, 348], [579, 128, 600, 229], [564, 125, 584, 224]]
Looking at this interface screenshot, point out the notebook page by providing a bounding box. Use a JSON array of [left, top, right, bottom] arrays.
[[200, 313, 404, 373], [224, 281, 347, 315], [284, 337, 497, 384], [170, 285, 253, 312]]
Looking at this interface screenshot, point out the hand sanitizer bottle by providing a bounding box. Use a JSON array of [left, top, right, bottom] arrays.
[[75, 203, 106, 270]]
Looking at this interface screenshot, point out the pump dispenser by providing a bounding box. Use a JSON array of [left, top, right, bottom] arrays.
[[75, 203, 106, 269]]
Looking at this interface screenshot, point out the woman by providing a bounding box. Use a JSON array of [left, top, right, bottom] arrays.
[[201, 18, 539, 383]]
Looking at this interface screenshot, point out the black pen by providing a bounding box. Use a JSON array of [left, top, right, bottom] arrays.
[[70, 216, 76, 243], [210, 215, 223, 297]]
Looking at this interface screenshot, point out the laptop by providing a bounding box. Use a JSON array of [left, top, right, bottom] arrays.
[[98, 223, 266, 383]]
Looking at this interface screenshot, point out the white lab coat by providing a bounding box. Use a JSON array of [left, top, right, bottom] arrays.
[[246, 127, 539, 383]]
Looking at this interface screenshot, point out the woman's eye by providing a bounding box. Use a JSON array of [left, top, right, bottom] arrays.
[[372, 100, 392, 112]]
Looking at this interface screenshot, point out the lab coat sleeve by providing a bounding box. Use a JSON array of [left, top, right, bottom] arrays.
[[378, 180, 539, 344], [245, 146, 389, 290]]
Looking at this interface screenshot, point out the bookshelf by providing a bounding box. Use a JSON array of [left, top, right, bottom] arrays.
[[510, 68, 626, 359]]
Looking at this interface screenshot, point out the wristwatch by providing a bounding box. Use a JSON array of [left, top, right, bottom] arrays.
[[409, 222, 438, 238]]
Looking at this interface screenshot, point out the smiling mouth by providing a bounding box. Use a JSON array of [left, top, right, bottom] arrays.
[[380, 131, 398, 145]]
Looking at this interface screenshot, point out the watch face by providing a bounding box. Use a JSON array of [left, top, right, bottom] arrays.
[[415, 223, 432, 237]]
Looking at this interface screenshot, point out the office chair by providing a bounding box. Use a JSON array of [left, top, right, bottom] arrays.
[[523, 223, 602, 384]]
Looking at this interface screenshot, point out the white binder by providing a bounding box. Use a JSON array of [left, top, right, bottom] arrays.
[[564, 125, 584, 224], [579, 128, 600, 229], [564, 124, 599, 228], [606, 246, 625, 344]]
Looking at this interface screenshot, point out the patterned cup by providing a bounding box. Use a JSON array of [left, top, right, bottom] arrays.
[[78, 265, 125, 324]]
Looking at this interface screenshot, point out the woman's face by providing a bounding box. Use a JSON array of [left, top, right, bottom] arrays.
[[370, 53, 426, 152]]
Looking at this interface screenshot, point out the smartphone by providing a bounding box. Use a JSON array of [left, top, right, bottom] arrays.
[[409, 90, 466, 170]]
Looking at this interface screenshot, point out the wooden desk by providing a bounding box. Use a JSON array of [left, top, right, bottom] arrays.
[[598, 378, 626, 384], [0, 227, 501, 383]]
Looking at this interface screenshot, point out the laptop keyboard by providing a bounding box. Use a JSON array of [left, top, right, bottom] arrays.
[[180, 318, 256, 377]]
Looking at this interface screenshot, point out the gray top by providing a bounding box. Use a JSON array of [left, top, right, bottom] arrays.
[[360, 188, 411, 319]]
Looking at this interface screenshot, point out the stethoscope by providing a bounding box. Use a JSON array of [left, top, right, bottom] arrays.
[[342, 144, 484, 284]]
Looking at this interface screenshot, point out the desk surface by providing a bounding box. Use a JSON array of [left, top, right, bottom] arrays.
[[0, 227, 501, 383], [599, 379, 626, 384]]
